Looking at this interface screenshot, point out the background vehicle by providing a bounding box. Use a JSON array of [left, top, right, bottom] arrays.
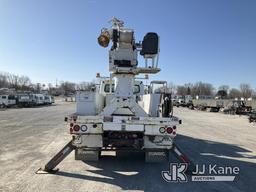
[[44, 95, 54, 105], [0, 95, 16, 107], [32, 94, 45, 105], [173, 95, 194, 109], [249, 110, 256, 123], [223, 100, 252, 115], [17, 93, 33, 107]]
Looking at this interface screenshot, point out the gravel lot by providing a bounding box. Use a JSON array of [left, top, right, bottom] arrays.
[[0, 102, 255, 192]]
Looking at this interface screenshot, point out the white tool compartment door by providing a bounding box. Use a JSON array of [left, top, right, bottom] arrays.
[[76, 92, 96, 115]]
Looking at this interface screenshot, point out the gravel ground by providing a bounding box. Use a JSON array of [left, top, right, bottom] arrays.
[[0, 102, 255, 192]]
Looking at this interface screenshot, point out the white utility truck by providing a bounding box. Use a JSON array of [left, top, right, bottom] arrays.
[[38, 18, 193, 174], [43, 95, 54, 105], [0, 94, 16, 107], [33, 94, 45, 105]]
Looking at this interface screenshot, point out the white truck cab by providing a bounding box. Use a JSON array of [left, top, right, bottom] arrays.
[[43, 95, 54, 105], [0, 95, 16, 107], [33, 94, 45, 105]]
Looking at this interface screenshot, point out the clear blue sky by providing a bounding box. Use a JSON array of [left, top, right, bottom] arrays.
[[0, 0, 255, 89]]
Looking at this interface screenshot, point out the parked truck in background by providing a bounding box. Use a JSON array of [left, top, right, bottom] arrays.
[[0, 94, 16, 108], [17, 93, 34, 107], [44, 95, 54, 105], [223, 100, 252, 115]]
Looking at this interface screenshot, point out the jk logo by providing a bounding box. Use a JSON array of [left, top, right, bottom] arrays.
[[162, 163, 188, 182]]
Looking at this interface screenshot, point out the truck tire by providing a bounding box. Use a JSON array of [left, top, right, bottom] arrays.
[[145, 150, 169, 163], [75, 148, 100, 162]]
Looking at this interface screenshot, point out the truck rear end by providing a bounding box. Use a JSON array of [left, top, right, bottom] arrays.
[[67, 114, 181, 162]]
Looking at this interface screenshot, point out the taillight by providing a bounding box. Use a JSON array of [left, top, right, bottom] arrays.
[[70, 123, 74, 127], [73, 125, 80, 132], [166, 127, 173, 134]]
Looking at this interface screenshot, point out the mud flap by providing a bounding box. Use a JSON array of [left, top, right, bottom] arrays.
[[145, 150, 169, 163], [75, 148, 100, 162]]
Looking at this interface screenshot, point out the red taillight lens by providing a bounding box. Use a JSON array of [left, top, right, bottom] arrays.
[[166, 127, 173, 134], [70, 123, 74, 127], [73, 125, 80, 132], [173, 126, 176, 130], [70, 127, 73, 133]]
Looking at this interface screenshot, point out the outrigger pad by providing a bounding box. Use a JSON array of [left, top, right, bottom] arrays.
[[35, 167, 59, 174], [36, 140, 74, 175]]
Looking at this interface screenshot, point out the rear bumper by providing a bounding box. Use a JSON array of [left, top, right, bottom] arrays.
[[69, 115, 179, 150], [72, 133, 174, 150]]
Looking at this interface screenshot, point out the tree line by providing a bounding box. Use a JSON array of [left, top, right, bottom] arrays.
[[0, 72, 32, 91], [174, 82, 255, 99], [0, 72, 94, 96], [1, 72, 255, 98]]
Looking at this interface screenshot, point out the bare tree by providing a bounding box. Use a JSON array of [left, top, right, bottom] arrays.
[[218, 85, 229, 92], [240, 83, 252, 99], [184, 83, 193, 95], [0, 72, 32, 90], [48, 83, 53, 89], [167, 82, 176, 94], [229, 88, 242, 99], [176, 85, 187, 96], [7, 73, 19, 89], [0, 72, 8, 88], [59, 81, 76, 96], [252, 89, 256, 99], [35, 83, 42, 93], [191, 82, 214, 97], [76, 82, 95, 91], [18, 75, 31, 90]]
